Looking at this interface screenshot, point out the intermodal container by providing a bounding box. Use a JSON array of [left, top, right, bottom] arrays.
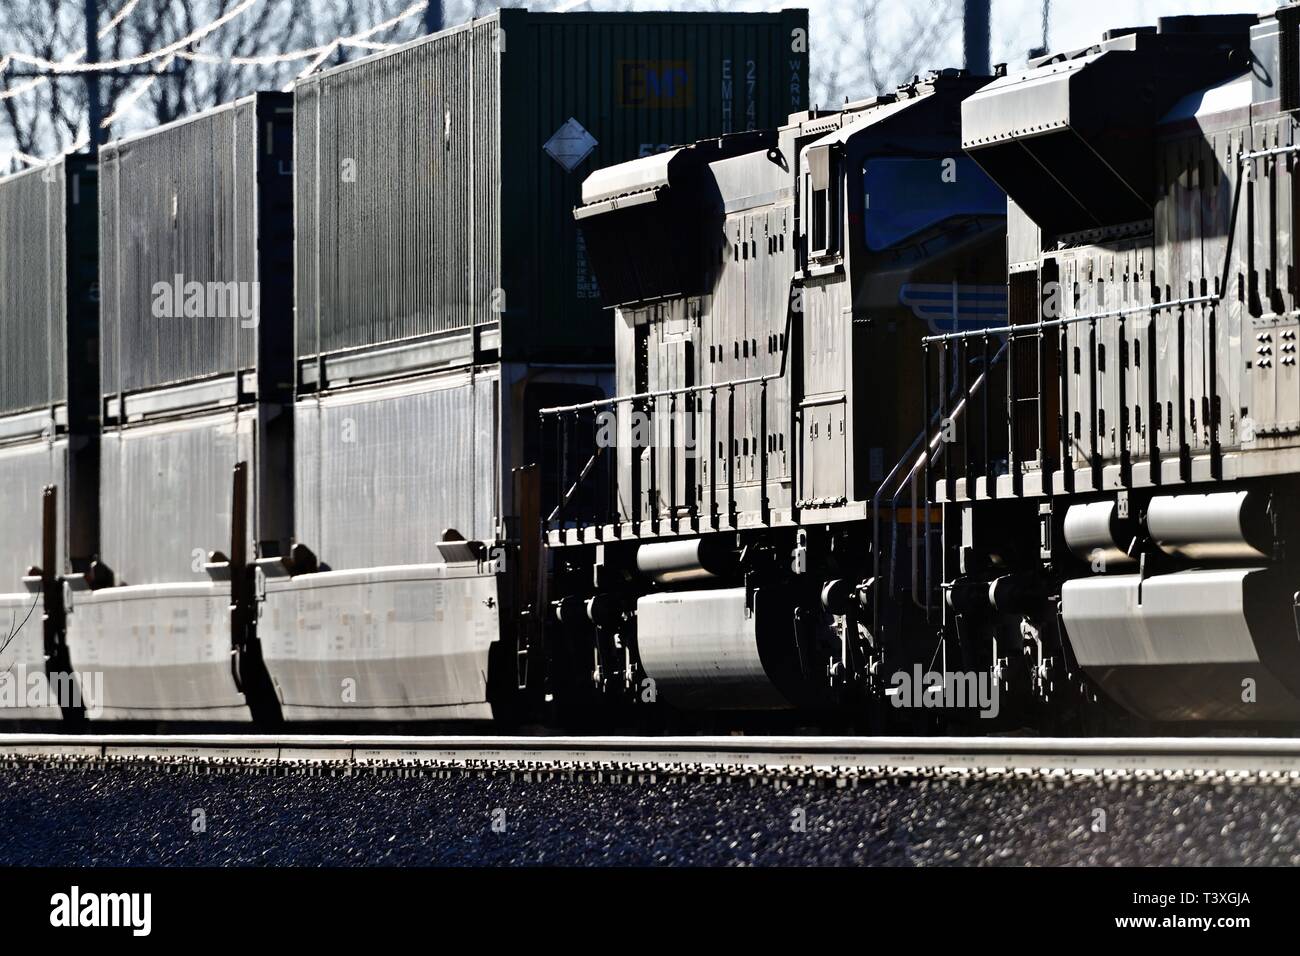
[[0, 156, 97, 417], [0, 155, 98, 586], [98, 92, 293, 400], [294, 8, 809, 379]]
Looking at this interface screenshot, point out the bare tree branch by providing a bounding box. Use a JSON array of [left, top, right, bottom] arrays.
[[1, 0, 964, 169], [812, 0, 961, 108]]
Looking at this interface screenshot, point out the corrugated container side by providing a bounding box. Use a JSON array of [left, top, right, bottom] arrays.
[[49, 165, 69, 408], [235, 100, 258, 373], [294, 83, 320, 358], [98, 151, 117, 397], [0, 164, 65, 414], [293, 370, 499, 571], [99, 93, 292, 396], [99, 411, 254, 585], [0, 439, 66, 589], [472, 17, 503, 341], [0, 155, 99, 576], [294, 10, 808, 367], [100, 103, 248, 393], [295, 20, 496, 358]]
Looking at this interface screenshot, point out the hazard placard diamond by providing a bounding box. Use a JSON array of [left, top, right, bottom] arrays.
[[543, 117, 598, 173]]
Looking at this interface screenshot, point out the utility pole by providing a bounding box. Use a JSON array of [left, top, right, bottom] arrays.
[[4, 0, 180, 158], [1029, 0, 1052, 59], [425, 0, 444, 35], [963, 0, 991, 76], [84, 0, 104, 150]]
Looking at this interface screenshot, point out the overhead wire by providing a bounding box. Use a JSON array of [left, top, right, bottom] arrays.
[[1, 0, 261, 74], [5, 0, 425, 166], [0, 0, 143, 102]]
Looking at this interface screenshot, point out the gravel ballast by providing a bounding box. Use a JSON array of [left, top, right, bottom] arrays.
[[0, 760, 1297, 865]]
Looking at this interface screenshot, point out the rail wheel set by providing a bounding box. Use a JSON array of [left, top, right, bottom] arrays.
[[0, 7, 1297, 734]]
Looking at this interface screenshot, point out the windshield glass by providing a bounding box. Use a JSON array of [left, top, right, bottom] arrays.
[[863, 157, 1004, 251]]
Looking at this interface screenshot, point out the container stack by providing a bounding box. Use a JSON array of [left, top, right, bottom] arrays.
[[0, 156, 98, 722], [65, 92, 295, 722], [259, 9, 810, 720]]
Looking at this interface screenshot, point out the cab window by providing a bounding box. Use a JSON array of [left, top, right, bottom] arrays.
[[863, 157, 1004, 251]]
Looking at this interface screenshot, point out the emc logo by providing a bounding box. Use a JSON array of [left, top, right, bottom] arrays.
[[618, 60, 692, 108]]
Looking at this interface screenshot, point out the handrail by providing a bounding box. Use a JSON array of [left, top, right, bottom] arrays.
[[870, 338, 1009, 635], [539, 374, 777, 533], [921, 292, 1217, 345], [922, 136, 1285, 348], [541, 276, 803, 534], [1241, 143, 1300, 162], [537, 372, 779, 418]]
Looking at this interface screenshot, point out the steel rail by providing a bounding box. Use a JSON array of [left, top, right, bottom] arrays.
[[3, 734, 1300, 774]]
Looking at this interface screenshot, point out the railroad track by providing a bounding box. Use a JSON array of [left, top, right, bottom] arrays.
[[2, 735, 1300, 781]]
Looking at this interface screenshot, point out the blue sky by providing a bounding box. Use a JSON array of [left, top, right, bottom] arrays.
[[814, 0, 1281, 83], [1038, 0, 1277, 61]]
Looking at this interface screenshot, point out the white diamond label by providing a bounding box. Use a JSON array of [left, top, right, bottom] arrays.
[[543, 117, 598, 172]]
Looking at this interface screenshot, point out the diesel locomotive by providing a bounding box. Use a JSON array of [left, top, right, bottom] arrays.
[[541, 69, 1007, 725], [928, 8, 1300, 727]]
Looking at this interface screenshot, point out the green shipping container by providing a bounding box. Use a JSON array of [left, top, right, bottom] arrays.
[[294, 7, 809, 381]]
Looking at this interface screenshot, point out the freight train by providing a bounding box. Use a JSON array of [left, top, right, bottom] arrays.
[[0, 5, 1294, 734]]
